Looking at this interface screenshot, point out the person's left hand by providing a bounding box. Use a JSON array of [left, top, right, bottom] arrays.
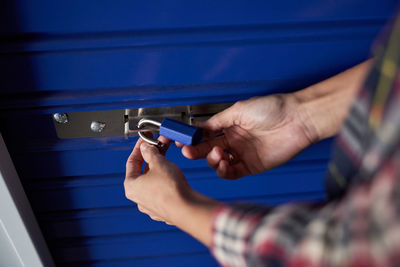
[[124, 136, 193, 225]]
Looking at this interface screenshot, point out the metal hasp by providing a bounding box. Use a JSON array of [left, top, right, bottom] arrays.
[[52, 110, 126, 139], [52, 103, 232, 139]]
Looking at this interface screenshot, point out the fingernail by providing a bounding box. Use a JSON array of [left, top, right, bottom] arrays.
[[140, 142, 149, 150], [211, 147, 219, 160]]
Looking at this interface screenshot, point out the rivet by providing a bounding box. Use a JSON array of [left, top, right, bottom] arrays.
[[90, 121, 106, 133], [53, 113, 68, 124]]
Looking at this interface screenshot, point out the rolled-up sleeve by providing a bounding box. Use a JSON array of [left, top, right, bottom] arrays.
[[211, 202, 320, 266], [211, 159, 400, 266]]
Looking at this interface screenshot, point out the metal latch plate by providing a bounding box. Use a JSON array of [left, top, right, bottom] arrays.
[[52, 103, 232, 139]]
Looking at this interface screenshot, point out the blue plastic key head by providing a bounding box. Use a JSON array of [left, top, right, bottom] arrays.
[[159, 118, 202, 146]]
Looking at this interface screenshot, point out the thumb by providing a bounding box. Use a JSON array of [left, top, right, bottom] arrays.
[[140, 142, 161, 164], [202, 103, 240, 132]]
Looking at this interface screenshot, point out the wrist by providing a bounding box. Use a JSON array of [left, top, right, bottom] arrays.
[[293, 60, 373, 141], [293, 90, 328, 143], [293, 85, 351, 142], [293, 82, 355, 142]]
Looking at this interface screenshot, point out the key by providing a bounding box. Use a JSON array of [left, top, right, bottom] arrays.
[[137, 118, 202, 147]]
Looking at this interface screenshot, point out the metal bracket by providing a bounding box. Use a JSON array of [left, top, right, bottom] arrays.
[[52, 103, 233, 139]]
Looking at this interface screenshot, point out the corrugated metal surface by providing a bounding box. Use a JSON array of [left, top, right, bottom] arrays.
[[0, 1, 397, 266]]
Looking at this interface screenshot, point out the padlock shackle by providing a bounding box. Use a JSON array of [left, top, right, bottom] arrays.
[[137, 118, 164, 148], [137, 118, 161, 128]]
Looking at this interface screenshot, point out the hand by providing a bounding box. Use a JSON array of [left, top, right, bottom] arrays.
[[178, 94, 317, 179], [178, 61, 373, 179], [124, 136, 193, 225]]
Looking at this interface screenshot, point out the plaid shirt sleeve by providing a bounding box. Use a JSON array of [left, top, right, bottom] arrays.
[[211, 10, 400, 267], [212, 158, 400, 266]]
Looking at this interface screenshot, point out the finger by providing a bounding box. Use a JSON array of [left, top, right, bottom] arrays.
[[216, 160, 250, 180], [143, 136, 171, 173], [126, 138, 145, 178], [175, 141, 184, 148], [202, 103, 240, 132], [140, 132, 155, 173], [181, 135, 230, 160], [157, 136, 171, 156], [206, 146, 225, 169], [140, 142, 162, 165]]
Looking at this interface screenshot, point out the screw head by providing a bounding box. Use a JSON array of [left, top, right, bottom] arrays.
[[90, 121, 106, 133], [53, 113, 68, 124]]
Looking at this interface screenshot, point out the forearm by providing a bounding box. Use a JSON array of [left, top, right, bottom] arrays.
[[294, 59, 373, 141], [170, 190, 220, 248]]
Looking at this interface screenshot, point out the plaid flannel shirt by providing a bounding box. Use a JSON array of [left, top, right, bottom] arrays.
[[211, 11, 400, 267]]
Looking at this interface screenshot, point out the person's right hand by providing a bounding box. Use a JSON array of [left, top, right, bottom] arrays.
[[177, 94, 318, 179]]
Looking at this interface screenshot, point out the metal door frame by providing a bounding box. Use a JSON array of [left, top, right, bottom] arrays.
[[0, 133, 54, 267]]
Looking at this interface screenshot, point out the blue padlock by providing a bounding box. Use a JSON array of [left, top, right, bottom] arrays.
[[137, 118, 202, 147]]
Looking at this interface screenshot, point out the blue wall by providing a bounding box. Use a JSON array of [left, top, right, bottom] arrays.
[[0, 1, 397, 266]]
